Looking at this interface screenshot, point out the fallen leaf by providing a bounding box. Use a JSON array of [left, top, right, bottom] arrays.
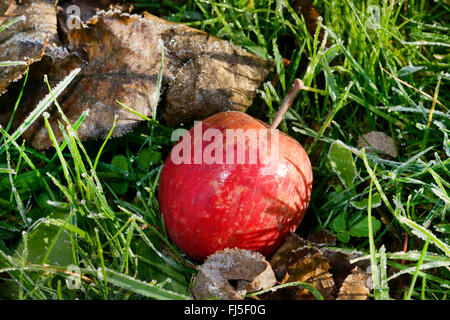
[[1, 9, 166, 150], [0, 0, 60, 95], [337, 267, 370, 300], [284, 252, 335, 300], [0, 8, 272, 150], [269, 232, 310, 281], [154, 12, 272, 126], [268, 232, 371, 300], [0, 52, 84, 149], [357, 131, 398, 158], [191, 248, 277, 300], [307, 229, 336, 246], [320, 247, 370, 290], [59, 0, 129, 24], [56, 0, 131, 43]]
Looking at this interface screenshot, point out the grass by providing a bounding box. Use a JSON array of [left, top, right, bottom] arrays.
[[0, 0, 449, 300]]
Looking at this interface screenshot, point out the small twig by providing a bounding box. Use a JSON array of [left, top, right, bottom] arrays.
[[401, 232, 408, 266], [42, 265, 95, 285], [270, 79, 304, 130], [39, 37, 49, 58], [0, 1, 14, 23]]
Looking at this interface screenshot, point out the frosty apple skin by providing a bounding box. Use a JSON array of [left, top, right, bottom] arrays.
[[158, 111, 313, 260]]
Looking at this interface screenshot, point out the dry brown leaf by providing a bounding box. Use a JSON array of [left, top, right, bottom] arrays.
[[320, 248, 370, 290], [156, 11, 272, 126], [337, 267, 370, 300], [0, 8, 272, 150], [59, 0, 129, 23], [307, 229, 336, 246], [0, 0, 60, 95], [1, 10, 164, 150], [357, 131, 398, 158], [191, 248, 277, 300], [267, 232, 371, 300], [285, 252, 335, 300], [269, 232, 311, 281], [0, 52, 83, 147], [56, 0, 131, 43]]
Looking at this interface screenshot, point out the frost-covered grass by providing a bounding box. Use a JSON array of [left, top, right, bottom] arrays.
[[0, 0, 449, 300]]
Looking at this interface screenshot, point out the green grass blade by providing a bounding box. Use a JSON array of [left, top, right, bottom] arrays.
[[0, 68, 81, 155], [0, 249, 46, 299], [405, 235, 431, 300], [90, 267, 191, 300]]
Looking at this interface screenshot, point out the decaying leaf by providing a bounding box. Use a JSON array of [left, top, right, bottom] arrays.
[[156, 11, 272, 126], [267, 233, 335, 300], [0, 52, 83, 149], [0, 6, 272, 150], [284, 252, 335, 300], [59, 0, 129, 24], [266, 232, 371, 300], [357, 131, 398, 158], [0, 0, 60, 95], [269, 232, 310, 281], [56, 0, 131, 43], [337, 266, 370, 300], [1, 10, 166, 150], [307, 229, 336, 246], [320, 248, 368, 290], [191, 248, 277, 300]]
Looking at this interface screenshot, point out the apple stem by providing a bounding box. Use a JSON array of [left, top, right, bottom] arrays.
[[269, 79, 304, 130]]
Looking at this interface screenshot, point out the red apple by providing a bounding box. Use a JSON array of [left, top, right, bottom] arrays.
[[158, 80, 312, 260]]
